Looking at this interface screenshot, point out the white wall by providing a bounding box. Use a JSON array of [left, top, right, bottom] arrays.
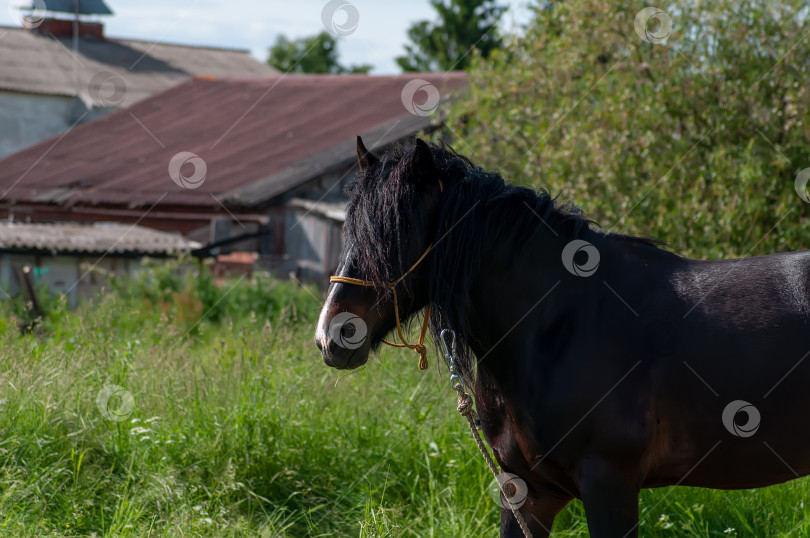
[[283, 209, 343, 281], [0, 91, 113, 159]]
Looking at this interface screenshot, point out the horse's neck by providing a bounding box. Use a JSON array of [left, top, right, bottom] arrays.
[[465, 227, 592, 381]]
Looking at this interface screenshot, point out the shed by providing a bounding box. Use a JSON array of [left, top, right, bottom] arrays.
[[0, 221, 200, 306]]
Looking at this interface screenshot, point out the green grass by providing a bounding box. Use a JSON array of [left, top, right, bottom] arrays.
[[2, 273, 810, 536]]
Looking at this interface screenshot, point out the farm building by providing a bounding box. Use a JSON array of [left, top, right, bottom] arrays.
[[0, 221, 199, 307], [0, 72, 468, 285], [0, 0, 276, 159]]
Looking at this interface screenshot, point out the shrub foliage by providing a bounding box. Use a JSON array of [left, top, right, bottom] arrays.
[[448, 0, 810, 259]]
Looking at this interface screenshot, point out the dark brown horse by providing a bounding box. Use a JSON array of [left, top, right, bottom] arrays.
[[315, 137, 810, 537]]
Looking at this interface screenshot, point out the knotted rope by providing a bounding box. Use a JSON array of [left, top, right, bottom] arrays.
[[441, 330, 533, 538], [330, 244, 434, 370]]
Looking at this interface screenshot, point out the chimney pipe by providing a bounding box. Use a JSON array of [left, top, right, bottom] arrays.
[[25, 18, 105, 41]]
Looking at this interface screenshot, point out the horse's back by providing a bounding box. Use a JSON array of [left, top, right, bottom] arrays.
[[644, 249, 810, 488], [672, 249, 810, 328]]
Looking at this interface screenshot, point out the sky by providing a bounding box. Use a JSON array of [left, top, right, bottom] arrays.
[[2, 0, 534, 74]]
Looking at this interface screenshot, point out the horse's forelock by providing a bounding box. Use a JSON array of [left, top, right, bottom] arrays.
[[343, 145, 418, 285]]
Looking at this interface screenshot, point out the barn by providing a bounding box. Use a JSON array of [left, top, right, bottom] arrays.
[[0, 73, 468, 285]]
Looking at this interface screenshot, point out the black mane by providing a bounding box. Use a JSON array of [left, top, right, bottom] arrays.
[[344, 141, 663, 377]]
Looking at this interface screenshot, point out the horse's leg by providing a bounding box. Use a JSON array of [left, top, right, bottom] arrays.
[[500, 485, 572, 538], [578, 460, 640, 538]]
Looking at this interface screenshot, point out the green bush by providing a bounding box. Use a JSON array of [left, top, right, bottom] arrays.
[[108, 258, 322, 329], [1, 259, 321, 336], [447, 0, 810, 259]]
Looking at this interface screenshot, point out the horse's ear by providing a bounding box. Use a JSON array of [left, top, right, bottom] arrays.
[[356, 136, 379, 171], [407, 139, 436, 187]]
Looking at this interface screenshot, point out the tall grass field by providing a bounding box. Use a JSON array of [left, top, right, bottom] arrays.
[[2, 262, 810, 536]]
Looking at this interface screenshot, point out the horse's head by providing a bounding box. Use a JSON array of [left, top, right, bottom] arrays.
[[315, 137, 444, 369]]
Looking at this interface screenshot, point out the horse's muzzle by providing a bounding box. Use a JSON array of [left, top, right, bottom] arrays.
[[315, 334, 369, 370]]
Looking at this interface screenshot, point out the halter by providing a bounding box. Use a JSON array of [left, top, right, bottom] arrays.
[[329, 243, 434, 370], [330, 178, 444, 370]]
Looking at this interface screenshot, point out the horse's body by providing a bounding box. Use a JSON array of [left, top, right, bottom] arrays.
[[315, 138, 810, 537]]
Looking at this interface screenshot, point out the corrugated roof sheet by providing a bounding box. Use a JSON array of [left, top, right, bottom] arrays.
[[0, 25, 277, 107], [288, 198, 346, 222], [0, 221, 200, 254], [0, 73, 468, 210]]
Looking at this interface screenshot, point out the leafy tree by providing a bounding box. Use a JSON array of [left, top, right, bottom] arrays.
[[267, 32, 372, 74], [446, 0, 810, 260], [397, 0, 507, 72]]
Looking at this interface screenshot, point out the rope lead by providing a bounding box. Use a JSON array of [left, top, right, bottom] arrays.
[[441, 330, 533, 538], [454, 381, 533, 538]]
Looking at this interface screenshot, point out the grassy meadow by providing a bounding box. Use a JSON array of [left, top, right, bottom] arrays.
[[2, 262, 810, 537]]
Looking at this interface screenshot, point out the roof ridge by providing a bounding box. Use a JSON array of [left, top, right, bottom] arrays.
[[114, 36, 252, 54], [0, 24, 252, 53]]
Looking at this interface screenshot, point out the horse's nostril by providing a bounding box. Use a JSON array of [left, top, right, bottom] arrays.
[[341, 323, 356, 339], [315, 337, 324, 353]]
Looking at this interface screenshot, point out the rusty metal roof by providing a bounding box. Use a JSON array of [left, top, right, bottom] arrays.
[[0, 24, 277, 108], [0, 73, 468, 211], [0, 221, 200, 254]]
